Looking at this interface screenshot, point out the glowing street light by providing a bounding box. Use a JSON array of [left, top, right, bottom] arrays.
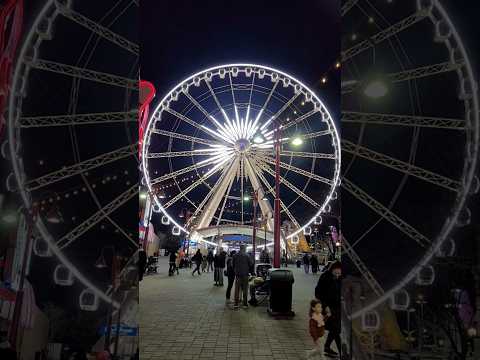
[[291, 136, 303, 147], [139, 192, 147, 200], [253, 134, 265, 144], [243, 195, 250, 202], [364, 80, 389, 99]]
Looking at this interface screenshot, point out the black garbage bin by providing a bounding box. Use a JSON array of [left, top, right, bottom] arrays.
[[267, 269, 295, 317]]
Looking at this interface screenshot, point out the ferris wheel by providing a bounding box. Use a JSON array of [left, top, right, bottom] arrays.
[[340, 0, 479, 320], [141, 64, 341, 249], [5, 0, 139, 307]]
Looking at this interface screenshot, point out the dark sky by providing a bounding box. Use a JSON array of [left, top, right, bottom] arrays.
[[141, 0, 340, 109]]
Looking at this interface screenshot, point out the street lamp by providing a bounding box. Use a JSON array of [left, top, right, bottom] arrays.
[[253, 134, 265, 144], [364, 80, 388, 98], [253, 123, 304, 268], [291, 136, 303, 147]]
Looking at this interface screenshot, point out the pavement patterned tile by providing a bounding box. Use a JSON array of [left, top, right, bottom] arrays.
[[140, 257, 322, 359]]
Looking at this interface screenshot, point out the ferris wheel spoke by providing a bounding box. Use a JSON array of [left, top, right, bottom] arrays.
[[342, 236, 385, 297], [341, 177, 431, 248], [55, 3, 139, 55], [19, 110, 137, 127], [57, 184, 138, 249], [342, 111, 466, 130], [215, 169, 236, 226], [26, 58, 138, 90], [150, 157, 226, 186], [186, 161, 232, 228], [279, 150, 337, 160], [25, 144, 135, 191], [163, 158, 233, 209], [195, 157, 240, 229], [303, 129, 334, 140], [342, 139, 461, 192], [150, 129, 220, 147], [281, 109, 318, 131], [252, 130, 333, 150], [259, 155, 334, 187], [256, 81, 279, 132], [342, 61, 464, 95], [341, 0, 358, 17], [341, 10, 429, 62], [107, 217, 137, 247], [147, 149, 221, 159], [255, 157, 321, 209], [262, 93, 301, 135], [162, 107, 221, 141]]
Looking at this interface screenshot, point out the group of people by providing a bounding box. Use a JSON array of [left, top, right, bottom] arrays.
[[191, 245, 255, 308], [190, 248, 226, 286], [299, 253, 321, 274]]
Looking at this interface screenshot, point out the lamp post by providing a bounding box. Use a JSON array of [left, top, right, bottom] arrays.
[[253, 121, 303, 268], [273, 121, 281, 268]]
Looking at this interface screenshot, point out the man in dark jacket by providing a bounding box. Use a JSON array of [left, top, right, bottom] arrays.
[[214, 248, 227, 286], [315, 261, 342, 357], [206, 250, 214, 272], [303, 253, 310, 274], [233, 245, 253, 309], [225, 251, 237, 304]]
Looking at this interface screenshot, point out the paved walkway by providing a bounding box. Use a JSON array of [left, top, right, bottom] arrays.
[[140, 256, 326, 360]]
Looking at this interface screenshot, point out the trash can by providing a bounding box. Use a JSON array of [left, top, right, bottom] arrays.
[[267, 269, 295, 317]]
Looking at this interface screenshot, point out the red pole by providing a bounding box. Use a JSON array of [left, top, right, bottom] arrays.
[[252, 191, 257, 263], [273, 122, 281, 268]]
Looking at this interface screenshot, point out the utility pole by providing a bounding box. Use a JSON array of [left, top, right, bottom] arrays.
[[273, 121, 281, 268]]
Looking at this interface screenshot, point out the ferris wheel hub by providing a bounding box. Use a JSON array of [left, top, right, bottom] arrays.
[[234, 138, 251, 153]]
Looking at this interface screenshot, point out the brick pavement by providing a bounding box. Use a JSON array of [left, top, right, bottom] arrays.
[[140, 256, 324, 360]]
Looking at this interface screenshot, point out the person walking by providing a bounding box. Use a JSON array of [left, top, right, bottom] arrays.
[[303, 253, 311, 274], [233, 244, 253, 309], [315, 261, 342, 358], [206, 250, 214, 272], [191, 249, 202, 276], [201, 255, 208, 273], [175, 250, 182, 272], [225, 250, 236, 304], [311, 254, 319, 274], [214, 248, 227, 286], [168, 250, 178, 276]]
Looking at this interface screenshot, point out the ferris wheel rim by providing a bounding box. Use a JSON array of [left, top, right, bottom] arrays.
[[6, 0, 137, 307], [141, 63, 341, 240], [343, 0, 479, 319]]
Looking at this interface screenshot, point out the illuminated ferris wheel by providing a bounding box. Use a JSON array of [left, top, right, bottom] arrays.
[[141, 64, 341, 249], [6, 0, 138, 308], [340, 0, 479, 321]]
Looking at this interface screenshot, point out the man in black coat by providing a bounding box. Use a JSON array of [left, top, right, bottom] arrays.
[[315, 261, 342, 357], [214, 248, 227, 286]]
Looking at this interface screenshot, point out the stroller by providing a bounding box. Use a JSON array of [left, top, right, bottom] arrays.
[[146, 256, 158, 274]]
